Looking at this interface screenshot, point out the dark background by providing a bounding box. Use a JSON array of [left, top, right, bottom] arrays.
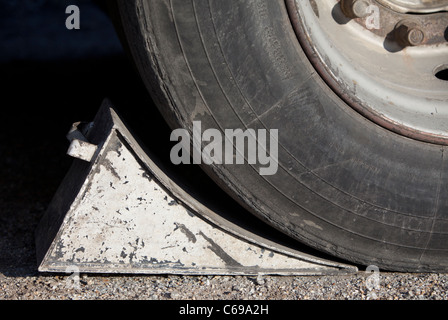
[[0, 0, 162, 276]]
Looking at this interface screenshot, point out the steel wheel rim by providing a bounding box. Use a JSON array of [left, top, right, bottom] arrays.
[[375, 0, 448, 13], [287, 0, 448, 145]]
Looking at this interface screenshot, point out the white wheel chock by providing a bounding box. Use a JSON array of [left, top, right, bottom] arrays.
[[35, 99, 357, 275]]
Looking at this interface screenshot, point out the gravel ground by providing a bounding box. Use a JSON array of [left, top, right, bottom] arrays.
[[1, 0, 448, 305], [1, 271, 448, 301]]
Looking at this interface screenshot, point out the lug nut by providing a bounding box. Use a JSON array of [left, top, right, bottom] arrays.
[[394, 21, 425, 47], [341, 0, 370, 18]]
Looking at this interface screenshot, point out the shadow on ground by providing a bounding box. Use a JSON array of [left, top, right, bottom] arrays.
[[0, 0, 151, 276]]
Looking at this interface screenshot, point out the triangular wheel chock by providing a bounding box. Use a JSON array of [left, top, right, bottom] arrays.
[[35, 99, 357, 275]]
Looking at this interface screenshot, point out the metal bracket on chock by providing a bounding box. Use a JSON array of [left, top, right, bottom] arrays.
[[35, 99, 357, 275]]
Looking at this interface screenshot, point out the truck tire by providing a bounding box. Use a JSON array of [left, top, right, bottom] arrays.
[[114, 0, 448, 272]]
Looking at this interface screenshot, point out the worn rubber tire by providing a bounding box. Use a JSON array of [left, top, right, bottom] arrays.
[[115, 0, 448, 272]]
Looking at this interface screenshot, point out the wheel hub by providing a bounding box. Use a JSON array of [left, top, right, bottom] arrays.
[[376, 0, 448, 13], [341, 0, 448, 47], [287, 0, 448, 145]]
